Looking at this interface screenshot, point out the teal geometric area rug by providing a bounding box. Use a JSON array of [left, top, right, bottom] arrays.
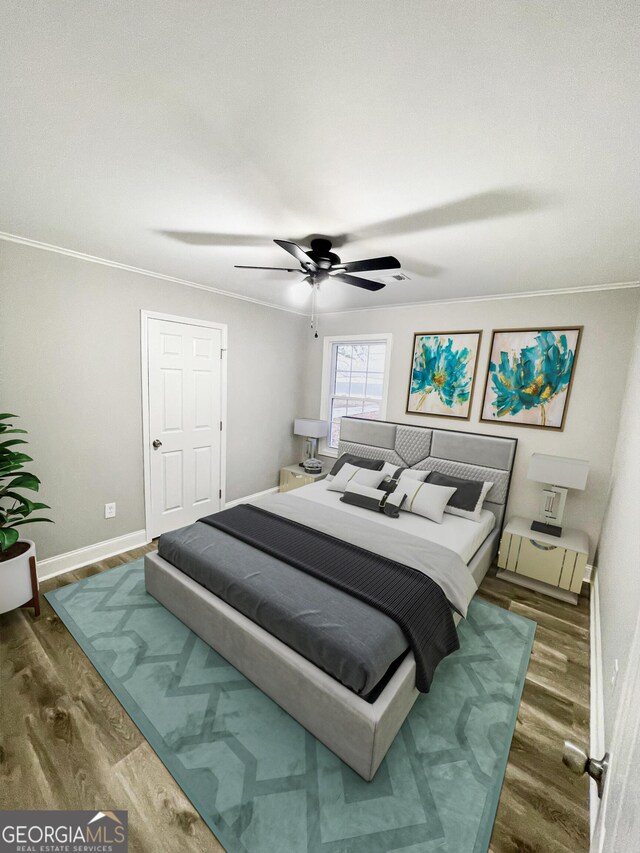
[[46, 559, 536, 853]]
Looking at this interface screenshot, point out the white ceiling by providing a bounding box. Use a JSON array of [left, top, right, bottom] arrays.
[[1, 0, 639, 313]]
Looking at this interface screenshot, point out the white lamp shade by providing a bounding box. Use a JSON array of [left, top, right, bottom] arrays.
[[527, 453, 589, 490], [294, 418, 328, 439]]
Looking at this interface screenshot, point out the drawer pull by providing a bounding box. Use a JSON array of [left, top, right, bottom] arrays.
[[529, 539, 557, 551]]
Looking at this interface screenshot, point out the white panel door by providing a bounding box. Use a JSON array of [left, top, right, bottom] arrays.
[[592, 610, 640, 852], [147, 318, 222, 537]]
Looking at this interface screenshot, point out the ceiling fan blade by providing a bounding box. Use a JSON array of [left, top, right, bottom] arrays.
[[274, 239, 318, 271], [333, 273, 385, 292], [337, 255, 401, 274], [235, 265, 301, 272]]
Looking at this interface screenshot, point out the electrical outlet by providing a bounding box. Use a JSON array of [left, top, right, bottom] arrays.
[[104, 502, 116, 519]]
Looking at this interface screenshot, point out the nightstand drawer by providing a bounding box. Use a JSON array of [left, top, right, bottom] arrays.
[[497, 517, 589, 604], [279, 469, 308, 492], [279, 466, 326, 492], [516, 537, 565, 585]]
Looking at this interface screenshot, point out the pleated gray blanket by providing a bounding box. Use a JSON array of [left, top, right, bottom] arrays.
[[199, 504, 459, 692]]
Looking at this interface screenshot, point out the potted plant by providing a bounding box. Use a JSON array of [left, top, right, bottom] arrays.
[[0, 413, 53, 615]]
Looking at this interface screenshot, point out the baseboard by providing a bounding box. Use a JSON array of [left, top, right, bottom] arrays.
[[37, 487, 279, 582], [589, 569, 604, 837], [225, 486, 279, 509], [37, 530, 149, 581]]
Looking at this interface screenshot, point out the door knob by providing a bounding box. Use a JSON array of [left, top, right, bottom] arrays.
[[152, 439, 162, 449], [562, 741, 609, 798]]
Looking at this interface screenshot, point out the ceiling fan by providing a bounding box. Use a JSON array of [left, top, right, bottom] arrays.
[[234, 237, 400, 291]]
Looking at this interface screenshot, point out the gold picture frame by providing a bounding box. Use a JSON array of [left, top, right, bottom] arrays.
[[406, 330, 482, 420], [479, 327, 583, 431]]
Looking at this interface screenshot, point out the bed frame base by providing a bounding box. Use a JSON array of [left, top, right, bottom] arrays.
[[145, 550, 419, 781], [144, 527, 498, 781]]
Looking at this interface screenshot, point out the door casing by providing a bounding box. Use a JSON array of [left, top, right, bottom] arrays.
[[141, 310, 228, 540]]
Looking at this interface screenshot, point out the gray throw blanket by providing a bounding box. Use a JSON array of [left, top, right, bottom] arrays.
[[255, 492, 476, 617], [200, 504, 459, 692]]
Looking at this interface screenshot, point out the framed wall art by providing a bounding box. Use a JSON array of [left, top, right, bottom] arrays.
[[480, 327, 582, 430], [406, 331, 482, 420]]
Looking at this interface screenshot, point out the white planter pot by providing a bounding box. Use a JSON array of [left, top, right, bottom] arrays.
[[0, 539, 37, 614]]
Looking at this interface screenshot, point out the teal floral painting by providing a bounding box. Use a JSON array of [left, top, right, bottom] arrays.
[[407, 331, 482, 419], [481, 327, 582, 429]]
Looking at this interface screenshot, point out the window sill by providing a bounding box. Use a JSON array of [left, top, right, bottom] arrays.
[[320, 446, 338, 459]]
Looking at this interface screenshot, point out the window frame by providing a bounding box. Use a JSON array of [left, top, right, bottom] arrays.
[[319, 333, 393, 457]]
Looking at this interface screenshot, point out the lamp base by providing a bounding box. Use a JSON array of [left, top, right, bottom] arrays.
[[531, 520, 563, 538]]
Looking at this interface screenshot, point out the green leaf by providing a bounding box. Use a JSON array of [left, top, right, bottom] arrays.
[[0, 490, 35, 504], [0, 466, 26, 479], [5, 507, 30, 519], [0, 474, 41, 492], [10, 517, 53, 526], [2, 498, 51, 518], [0, 528, 19, 551], [0, 439, 28, 449], [22, 500, 51, 512], [0, 414, 18, 421], [0, 428, 27, 434], [0, 460, 25, 470], [1, 453, 33, 466]]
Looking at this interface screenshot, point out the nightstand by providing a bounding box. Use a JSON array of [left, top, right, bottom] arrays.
[[279, 464, 327, 493], [496, 516, 588, 605]]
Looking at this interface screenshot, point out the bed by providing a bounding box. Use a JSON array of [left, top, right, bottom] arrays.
[[144, 418, 517, 780]]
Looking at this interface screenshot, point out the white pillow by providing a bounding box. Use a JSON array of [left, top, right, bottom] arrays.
[[384, 488, 407, 509], [343, 482, 386, 501], [401, 479, 457, 523], [326, 463, 386, 493], [445, 480, 494, 523], [377, 461, 398, 478], [398, 468, 430, 484]]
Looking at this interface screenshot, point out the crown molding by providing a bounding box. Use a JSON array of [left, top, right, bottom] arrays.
[[320, 279, 640, 315], [2, 230, 637, 317], [0, 231, 307, 316]]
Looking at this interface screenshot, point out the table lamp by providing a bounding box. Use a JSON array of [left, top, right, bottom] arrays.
[[294, 418, 328, 473], [527, 453, 589, 537]]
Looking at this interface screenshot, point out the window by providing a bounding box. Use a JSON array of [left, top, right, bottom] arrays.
[[320, 335, 392, 453]]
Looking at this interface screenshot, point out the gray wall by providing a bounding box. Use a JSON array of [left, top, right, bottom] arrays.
[[0, 241, 307, 563], [595, 309, 640, 742], [2, 235, 637, 578], [302, 288, 640, 561]]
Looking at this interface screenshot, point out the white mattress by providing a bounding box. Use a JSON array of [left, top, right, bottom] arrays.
[[290, 479, 496, 565]]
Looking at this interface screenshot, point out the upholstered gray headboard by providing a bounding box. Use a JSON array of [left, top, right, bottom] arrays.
[[337, 417, 518, 529]]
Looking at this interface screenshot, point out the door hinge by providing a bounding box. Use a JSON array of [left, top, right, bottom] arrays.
[[219, 489, 222, 499], [220, 420, 223, 431]]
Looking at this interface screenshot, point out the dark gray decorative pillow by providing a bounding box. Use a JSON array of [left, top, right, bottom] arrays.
[[328, 453, 385, 478], [340, 483, 405, 518], [426, 471, 493, 522], [340, 490, 385, 513]]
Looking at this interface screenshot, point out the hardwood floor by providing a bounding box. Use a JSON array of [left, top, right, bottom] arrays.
[[0, 544, 590, 853]]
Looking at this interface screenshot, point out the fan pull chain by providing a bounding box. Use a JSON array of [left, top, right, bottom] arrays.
[[310, 281, 319, 338]]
